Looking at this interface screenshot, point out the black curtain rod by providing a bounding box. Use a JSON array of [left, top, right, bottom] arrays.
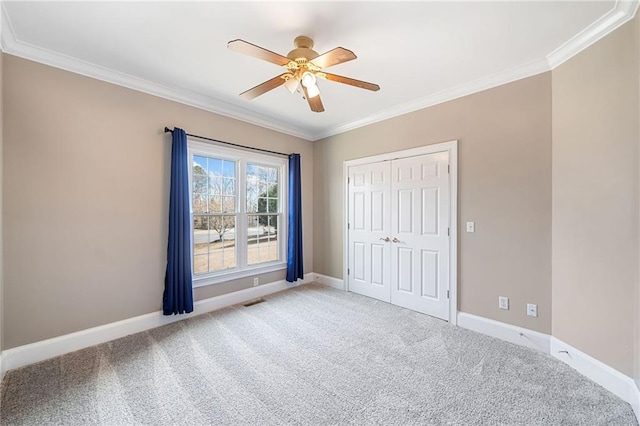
[[164, 127, 290, 157]]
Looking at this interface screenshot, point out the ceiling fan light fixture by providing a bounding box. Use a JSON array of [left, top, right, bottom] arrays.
[[301, 71, 316, 88], [284, 77, 299, 94]]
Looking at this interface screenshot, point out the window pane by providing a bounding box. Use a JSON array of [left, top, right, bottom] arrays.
[[258, 182, 267, 198], [223, 160, 236, 178], [193, 193, 207, 214], [247, 214, 279, 265], [268, 198, 278, 213], [193, 216, 210, 255], [209, 195, 222, 213], [209, 176, 222, 195], [247, 214, 259, 228], [193, 215, 211, 275], [257, 198, 267, 213], [210, 216, 234, 243], [222, 196, 235, 213], [268, 167, 278, 183], [247, 196, 258, 214], [194, 254, 208, 275], [223, 178, 235, 195], [193, 156, 207, 175], [268, 182, 278, 197], [208, 158, 223, 176], [193, 176, 207, 194]]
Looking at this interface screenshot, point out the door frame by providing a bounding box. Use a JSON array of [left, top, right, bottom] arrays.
[[343, 140, 459, 325]]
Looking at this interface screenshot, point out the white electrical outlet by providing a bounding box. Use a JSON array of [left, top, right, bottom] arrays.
[[527, 303, 537, 317], [466, 221, 475, 233], [499, 296, 509, 310], [253, 277, 259, 287]]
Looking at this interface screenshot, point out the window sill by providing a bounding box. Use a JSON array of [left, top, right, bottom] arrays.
[[193, 262, 287, 288]]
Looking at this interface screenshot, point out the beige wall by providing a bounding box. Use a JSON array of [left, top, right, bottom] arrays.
[[2, 54, 313, 349], [552, 19, 639, 377], [636, 14, 640, 388], [0, 50, 3, 353], [314, 73, 552, 333]]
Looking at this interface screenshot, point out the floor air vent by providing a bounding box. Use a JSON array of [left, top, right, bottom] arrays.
[[243, 298, 265, 307]]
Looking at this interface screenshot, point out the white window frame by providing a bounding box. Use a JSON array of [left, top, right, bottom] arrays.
[[188, 139, 288, 287]]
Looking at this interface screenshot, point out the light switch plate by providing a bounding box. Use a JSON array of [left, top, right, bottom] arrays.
[[527, 303, 537, 317], [466, 221, 475, 233]]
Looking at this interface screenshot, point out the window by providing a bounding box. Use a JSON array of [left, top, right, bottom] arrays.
[[189, 140, 287, 286]]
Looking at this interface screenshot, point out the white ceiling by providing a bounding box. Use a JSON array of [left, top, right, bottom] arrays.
[[1, 1, 637, 140]]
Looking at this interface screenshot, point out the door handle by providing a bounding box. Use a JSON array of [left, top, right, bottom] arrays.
[[392, 237, 401, 243], [379, 237, 390, 242]]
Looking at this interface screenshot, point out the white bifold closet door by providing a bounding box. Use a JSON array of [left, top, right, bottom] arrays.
[[348, 151, 451, 321]]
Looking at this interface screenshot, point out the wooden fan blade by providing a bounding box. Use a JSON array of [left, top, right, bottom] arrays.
[[322, 72, 380, 91], [310, 47, 356, 69], [240, 73, 289, 100], [228, 39, 291, 66], [303, 86, 325, 113]]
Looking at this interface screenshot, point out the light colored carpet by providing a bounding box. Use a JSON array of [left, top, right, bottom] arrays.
[[1, 283, 636, 425]]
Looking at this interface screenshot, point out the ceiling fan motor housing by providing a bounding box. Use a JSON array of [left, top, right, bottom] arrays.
[[287, 36, 319, 62]]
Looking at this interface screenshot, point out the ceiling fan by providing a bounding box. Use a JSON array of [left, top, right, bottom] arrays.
[[228, 36, 380, 113]]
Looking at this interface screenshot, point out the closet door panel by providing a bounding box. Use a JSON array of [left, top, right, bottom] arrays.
[[347, 162, 391, 302]]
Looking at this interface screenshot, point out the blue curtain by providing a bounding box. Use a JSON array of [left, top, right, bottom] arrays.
[[163, 128, 194, 315], [286, 154, 304, 282]]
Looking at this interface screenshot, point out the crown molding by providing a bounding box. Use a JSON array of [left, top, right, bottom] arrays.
[[310, 58, 551, 141], [312, 0, 639, 141], [0, 3, 314, 141], [310, 0, 638, 141], [1, 1, 638, 142], [547, 0, 639, 69], [0, 1, 550, 143]]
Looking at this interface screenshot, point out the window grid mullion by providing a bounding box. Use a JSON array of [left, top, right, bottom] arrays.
[[238, 160, 248, 270]]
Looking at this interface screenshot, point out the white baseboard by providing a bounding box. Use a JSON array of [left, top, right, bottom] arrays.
[[1, 273, 313, 377], [457, 314, 639, 423], [457, 312, 551, 353], [550, 337, 640, 421], [313, 273, 344, 290]]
